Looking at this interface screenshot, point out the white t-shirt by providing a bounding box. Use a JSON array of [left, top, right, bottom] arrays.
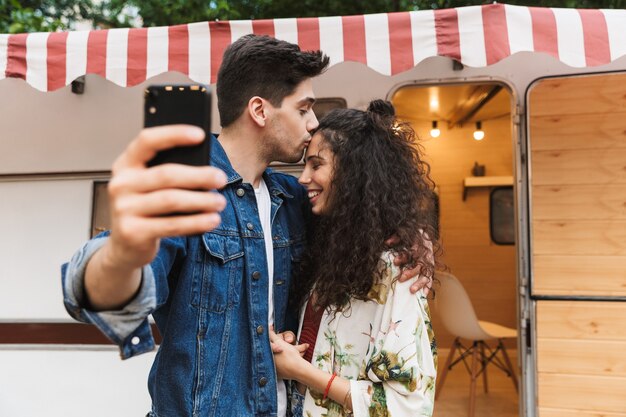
[[254, 179, 287, 417]]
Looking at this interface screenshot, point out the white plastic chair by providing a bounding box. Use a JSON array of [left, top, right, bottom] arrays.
[[434, 271, 518, 417]]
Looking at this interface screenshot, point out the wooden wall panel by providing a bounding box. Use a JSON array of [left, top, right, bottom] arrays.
[[533, 255, 626, 296], [530, 73, 626, 296], [537, 338, 626, 377], [537, 301, 626, 341], [539, 409, 626, 417], [537, 374, 626, 414], [532, 220, 626, 256], [531, 148, 626, 186], [537, 300, 626, 415], [528, 73, 626, 116], [532, 185, 626, 220], [530, 113, 626, 151]]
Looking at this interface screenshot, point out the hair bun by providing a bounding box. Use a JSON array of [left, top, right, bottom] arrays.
[[367, 99, 395, 118]]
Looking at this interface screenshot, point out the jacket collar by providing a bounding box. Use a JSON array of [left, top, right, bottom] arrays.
[[210, 135, 293, 199]]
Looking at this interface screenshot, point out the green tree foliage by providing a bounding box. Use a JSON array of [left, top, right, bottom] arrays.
[[91, 0, 233, 28], [3, 0, 626, 32], [0, 0, 65, 33], [128, 0, 626, 23]]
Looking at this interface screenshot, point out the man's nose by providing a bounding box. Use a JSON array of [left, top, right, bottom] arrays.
[[307, 112, 319, 132]]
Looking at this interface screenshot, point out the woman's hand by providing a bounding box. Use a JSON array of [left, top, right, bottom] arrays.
[[269, 330, 310, 381]]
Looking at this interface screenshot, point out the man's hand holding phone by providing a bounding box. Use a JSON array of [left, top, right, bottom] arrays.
[[84, 85, 226, 311], [106, 83, 224, 269], [105, 125, 227, 270]]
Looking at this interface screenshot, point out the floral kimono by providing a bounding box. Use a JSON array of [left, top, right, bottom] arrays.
[[295, 251, 437, 417]]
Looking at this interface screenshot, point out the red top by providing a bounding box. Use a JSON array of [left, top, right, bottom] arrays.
[[300, 301, 324, 363]]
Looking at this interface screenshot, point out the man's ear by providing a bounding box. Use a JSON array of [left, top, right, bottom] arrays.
[[248, 96, 268, 128]]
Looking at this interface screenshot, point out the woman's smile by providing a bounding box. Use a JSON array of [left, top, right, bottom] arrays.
[[307, 190, 322, 203]]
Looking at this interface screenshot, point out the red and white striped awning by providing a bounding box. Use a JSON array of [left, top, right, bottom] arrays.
[[2, 3, 626, 92]]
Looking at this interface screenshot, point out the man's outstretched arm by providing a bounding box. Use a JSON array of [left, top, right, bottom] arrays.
[[82, 125, 227, 311]]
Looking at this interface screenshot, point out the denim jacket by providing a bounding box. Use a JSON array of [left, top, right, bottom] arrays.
[[62, 135, 309, 417]]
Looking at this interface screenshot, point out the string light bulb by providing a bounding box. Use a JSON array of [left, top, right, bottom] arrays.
[[430, 120, 441, 138], [473, 121, 485, 141]]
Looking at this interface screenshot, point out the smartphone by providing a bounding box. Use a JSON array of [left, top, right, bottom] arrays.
[[144, 84, 212, 167]]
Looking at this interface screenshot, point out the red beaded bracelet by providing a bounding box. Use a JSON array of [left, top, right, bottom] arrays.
[[323, 373, 337, 400]]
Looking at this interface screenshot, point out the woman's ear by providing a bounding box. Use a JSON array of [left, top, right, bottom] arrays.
[[248, 96, 268, 128]]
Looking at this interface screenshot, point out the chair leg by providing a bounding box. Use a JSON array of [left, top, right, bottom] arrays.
[[480, 341, 488, 393], [436, 337, 459, 399], [468, 341, 479, 417], [499, 339, 518, 393]]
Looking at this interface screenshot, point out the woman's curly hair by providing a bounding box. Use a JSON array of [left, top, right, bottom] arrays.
[[291, 99, 440, 314]]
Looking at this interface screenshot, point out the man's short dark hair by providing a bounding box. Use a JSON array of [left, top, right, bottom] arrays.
[[216, 34, 330, 127]]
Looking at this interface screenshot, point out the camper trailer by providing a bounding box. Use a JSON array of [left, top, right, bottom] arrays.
[[0, 4, 625, 417]]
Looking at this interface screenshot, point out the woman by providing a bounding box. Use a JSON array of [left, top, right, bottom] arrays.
[[270, 100, 438, 417]]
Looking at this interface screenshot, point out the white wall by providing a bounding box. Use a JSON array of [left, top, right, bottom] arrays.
[[0, 72, 192, 174], [0, 348, 155, 417], [0, 179, 94, 319]]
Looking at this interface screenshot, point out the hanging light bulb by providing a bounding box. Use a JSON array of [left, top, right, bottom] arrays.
[[473, 121, 485, 141], [430, 120, 441, 138]]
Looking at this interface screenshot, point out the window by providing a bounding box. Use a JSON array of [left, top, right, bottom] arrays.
[[490, 187, 514, 245]]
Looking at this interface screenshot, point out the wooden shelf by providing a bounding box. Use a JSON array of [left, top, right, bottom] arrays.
[[463, 175, 513, 200]]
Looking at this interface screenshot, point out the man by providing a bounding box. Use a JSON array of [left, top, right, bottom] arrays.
[[62, 34, 428, 416]]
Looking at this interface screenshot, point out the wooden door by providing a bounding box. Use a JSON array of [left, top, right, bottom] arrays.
[[528, 72, 626, 416]]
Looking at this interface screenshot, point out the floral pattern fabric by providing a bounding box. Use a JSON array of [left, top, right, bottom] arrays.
[[295, 252, 437, 417]]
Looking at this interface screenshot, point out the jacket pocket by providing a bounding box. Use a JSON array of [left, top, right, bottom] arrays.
[[191, 233, 244, 312]]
